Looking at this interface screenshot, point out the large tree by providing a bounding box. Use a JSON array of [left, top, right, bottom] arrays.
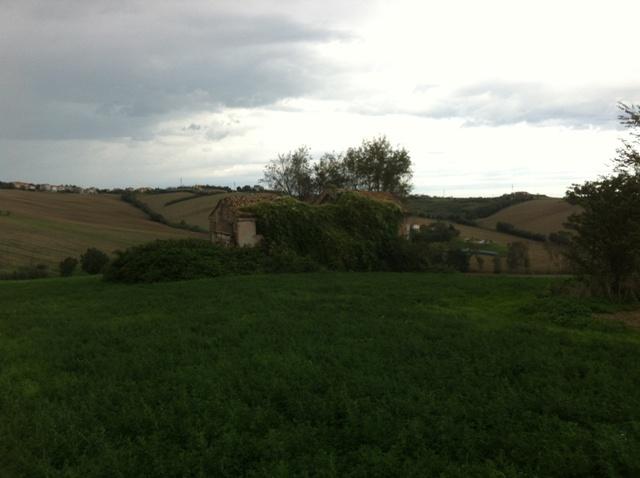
[[343, 136, 413, 196], [264, 136, 414, 198], [565, 103, 640, 299], [261, 146, 313, 199]]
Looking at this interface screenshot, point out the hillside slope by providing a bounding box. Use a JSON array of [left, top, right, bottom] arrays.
[[138, 192, 239, 229], [408, 216, 567, 273], [477, 198, 581, 235], [0, 190, 206, 272]]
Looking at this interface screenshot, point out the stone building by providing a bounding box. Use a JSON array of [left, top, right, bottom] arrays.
[[209, 193, 279, 246]]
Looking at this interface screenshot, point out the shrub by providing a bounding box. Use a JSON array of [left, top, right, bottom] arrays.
[[59, 257, 78, 277], [496, 222, 546, 242], [80, 248, 110, 275], [104, 239, 270, 283], [0, 264, 49, 280], [411, 222, 460, 243], [506, 242, 531, 273]]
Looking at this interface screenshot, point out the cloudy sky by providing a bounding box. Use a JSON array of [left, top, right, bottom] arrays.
[[2, 0, 639, 196]]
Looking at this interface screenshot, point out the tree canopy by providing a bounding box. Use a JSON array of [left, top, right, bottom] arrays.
[[261, 136, 413, 198], [565, 103, 640, 299]]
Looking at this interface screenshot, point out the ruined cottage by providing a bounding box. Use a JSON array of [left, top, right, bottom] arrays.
[[209, 193, 279, 246]]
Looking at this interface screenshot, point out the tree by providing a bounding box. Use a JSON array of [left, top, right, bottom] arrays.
[[261, 146, 313, 199], [565, 103, 640, 299], [59, 257, 78, 277], [506, 242, 530, 273], [80, 247, 110, 275], [312, 152, 347, 192], [343, 136, 413, 196]]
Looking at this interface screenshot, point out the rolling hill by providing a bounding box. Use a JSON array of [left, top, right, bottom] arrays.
[[0, 190, 207, 272], [408, 216, 567, 273], [138, 191, 240, 230], [477, 198, 581, 235]]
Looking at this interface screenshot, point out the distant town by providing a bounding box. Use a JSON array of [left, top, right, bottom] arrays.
[[0, 181, 266, 195]]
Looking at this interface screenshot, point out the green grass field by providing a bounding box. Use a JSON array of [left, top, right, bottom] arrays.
[[1, 273, 639, 477]]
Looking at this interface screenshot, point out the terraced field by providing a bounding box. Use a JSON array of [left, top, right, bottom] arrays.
[[0, 190, 206, 272], [477, 198, 581, 235], [138, 192, 238, 229]]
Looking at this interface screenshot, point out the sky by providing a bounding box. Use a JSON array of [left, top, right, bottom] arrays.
[[1, 0, 639, 196]]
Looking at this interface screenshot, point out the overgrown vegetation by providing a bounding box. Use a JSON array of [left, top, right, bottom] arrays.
[[1, 273, 639, 476], [121, 190, 208, 233], [106, 194, 471, 282], [407, 191, 545, 224], [0, 264, 49, 280]]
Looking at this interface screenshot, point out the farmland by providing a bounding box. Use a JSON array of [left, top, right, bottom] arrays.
[[408, 216, 567, 273], [1, 272, 639, 476], [0, 190, 206, 272], [138, 191, 237, 230], [477, 198, 581, 235]]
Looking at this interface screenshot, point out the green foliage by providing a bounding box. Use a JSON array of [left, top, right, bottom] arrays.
[[263, 136, 414, 198], [261, 146, 314, 199], [58, 257, 78, 277], [496, 221, 547, 242], [104, 239, 268, 283], [342, 136, 413, 196], [566, 174, 640, 299], [412, 221, 460, 243], [565, 103, 640, 300], [248, 192, 404, 271], [1, 274, 640, 476], [0, 264, 49, 280], [80, 247, 110, 275]]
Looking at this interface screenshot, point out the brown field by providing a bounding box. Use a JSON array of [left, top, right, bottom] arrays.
[[0, 190, 207, 272], [139, 192, 239, 229], [477, 198, 581, 235], [408, 216, 568, 274]]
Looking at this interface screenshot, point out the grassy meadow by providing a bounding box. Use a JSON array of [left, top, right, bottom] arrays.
[[1, 273, 639, 477], [0, 191, 206, 272]]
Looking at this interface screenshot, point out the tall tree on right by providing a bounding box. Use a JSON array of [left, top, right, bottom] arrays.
[[565, 103, 640, 299], [342, 136, 413, 197]]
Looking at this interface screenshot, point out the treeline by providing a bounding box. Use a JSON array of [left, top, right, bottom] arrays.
[[120, 191, 207, 233], [262, 136, 413, 199], [496, 221, 572, 245]]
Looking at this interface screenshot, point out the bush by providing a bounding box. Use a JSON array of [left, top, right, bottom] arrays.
[[80, 248, 110, 275], [59, 257, 78, 277], [496, 222, 546, 242], [104, 239, 270, 283], [506, 242, 531, 273], [0, 264, 49, 280]]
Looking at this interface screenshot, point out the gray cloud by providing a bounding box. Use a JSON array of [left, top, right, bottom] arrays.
[[0, 1, 349, 141], [420, 82, 638, 128]]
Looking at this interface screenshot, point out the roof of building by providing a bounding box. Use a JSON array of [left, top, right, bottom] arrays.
[[209, 193, 280, 218]]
